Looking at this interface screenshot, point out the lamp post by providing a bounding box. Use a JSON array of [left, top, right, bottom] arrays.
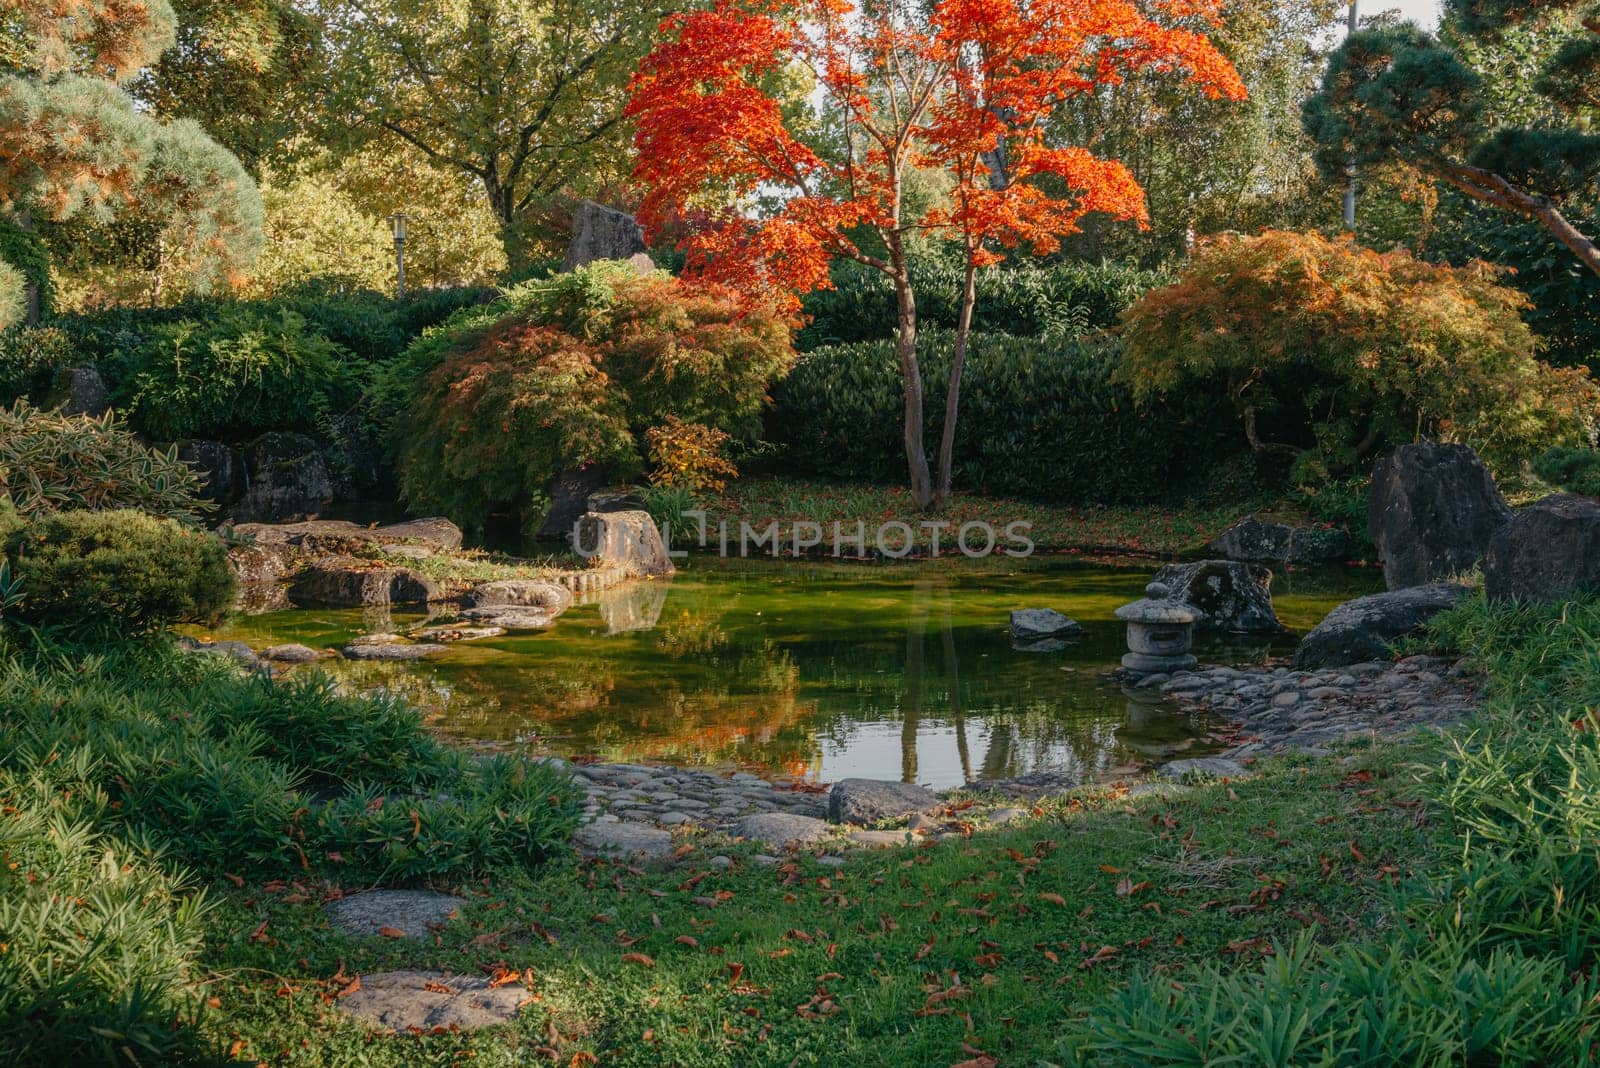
[[388, 213, 410, 299], [1343, 2, 1359, 230]]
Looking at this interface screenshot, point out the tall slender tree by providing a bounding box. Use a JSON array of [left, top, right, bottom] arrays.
[[628, 0, 1243, 507], [313, 0, 662, 268]]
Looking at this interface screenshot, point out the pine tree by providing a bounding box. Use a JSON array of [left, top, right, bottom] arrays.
[[1303, 0, 1599, 276], [0, 0, 263, 315]]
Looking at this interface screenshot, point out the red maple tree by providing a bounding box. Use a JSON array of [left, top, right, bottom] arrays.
[[628, 0, 1245, 507]]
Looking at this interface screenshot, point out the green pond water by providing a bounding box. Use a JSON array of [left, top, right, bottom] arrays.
[[200, 557, 1380, 789]]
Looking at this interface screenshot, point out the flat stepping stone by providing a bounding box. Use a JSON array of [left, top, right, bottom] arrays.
[[574, 820, 674, 859], [458, 608, 554, 631], [828, 778, 940, 824], [414, 625, 505, 642], [260, 643, 326, 662], [848, 829, 910, 849], [337, 970, 526, 1032], [346, 633, 406, 646], [732, 812, 832, 848], [341, 642, 448, 661], [328, 890, 461, 939], [1156, 757, 1248, 781]]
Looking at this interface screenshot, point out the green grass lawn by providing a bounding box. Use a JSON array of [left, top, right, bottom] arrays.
[[201, 743, 1445, 1066], [701, 477, 1307, 558]]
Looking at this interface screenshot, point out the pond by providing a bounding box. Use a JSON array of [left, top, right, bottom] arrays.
[[200, 557, 1380, 789]]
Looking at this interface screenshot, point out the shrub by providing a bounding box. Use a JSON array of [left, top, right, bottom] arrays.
[[0, 326, 73, 405], [7, 510, 235, 631], [385, 263, 794, 531], [1533, 445, 1600, 497], [647, 416, 738, 493], [0, 767, 208, 1066], [122, 307, 364, 442], [0, 403, 203, 521], [796, 258, 1168, 351], [771, 330, 1244, 504], [1117, 230, 1600, 485]]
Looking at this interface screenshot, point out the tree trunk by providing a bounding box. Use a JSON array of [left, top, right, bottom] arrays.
[[1441, 162, 1600, 279], [893, 269, 934, 510], [935, 258, 978, 505]]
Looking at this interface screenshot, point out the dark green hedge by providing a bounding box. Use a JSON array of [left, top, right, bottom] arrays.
[[771, 330, 1247, 504], [796, 259, 1169, 351]]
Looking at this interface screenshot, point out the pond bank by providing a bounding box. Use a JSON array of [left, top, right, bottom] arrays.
[[558, 652, 1480, 858]]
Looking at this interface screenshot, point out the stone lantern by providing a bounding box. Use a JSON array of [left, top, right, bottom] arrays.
[[1115, 581, 1198, 676]]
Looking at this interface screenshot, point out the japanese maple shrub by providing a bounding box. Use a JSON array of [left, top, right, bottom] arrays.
[[1116, 230, 1600, 484], [628, 0, 1244, 507], [384, 263, 791, 533]]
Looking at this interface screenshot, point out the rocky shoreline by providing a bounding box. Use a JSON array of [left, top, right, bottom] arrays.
[[559, 652, 1481, 862], [1152, 652, 1480, 760]]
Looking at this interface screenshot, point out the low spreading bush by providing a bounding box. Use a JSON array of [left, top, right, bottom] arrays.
[[121, 307, 364, 442], [796, 258, 1167, 351], [5, 509, 234, 631], [1118, 230, 1600, 485], [0, 403, 203, 521], [1533, 445, 1600, 497], [772, 330, 1244, 504], [0, 638, 584, 883], [383, 263, 794, 532]]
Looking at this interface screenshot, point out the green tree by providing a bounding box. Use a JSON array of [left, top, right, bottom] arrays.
[[1050, 0, 1346, 264], [0, 0, 264, 313], [244, 169, 392, 295], [313, 0, 661, 268], [1303, 1, 1600, 277], [135, 0, 320, 170]]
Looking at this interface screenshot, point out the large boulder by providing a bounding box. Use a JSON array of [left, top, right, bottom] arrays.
[[1292, 584, 1469, 669], [1484, 494, 1600, 604], [562, 201, 651, 272], [574, 509, 675, 578], [1152, 561, 1283, 634], [50, 366, 111, 417], [288, 556, 440, 606], [1207, 517, 1351, 566], [178, 440, 245, 505], [536, 465, 607, 540], [462, 579, 573, 615], [1369, 443, 1510, 590], [229, 432, 333, 523], [828, 779, 939, 825], [232, 517, 463, 557]]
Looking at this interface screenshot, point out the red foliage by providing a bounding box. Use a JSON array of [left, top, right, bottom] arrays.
[[628, 0, 1246, 304]]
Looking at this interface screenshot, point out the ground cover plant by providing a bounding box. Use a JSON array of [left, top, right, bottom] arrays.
[[702, 476, 1279, 558], [196, 739, 1448, 1066], [0, 632, 584, 1065]]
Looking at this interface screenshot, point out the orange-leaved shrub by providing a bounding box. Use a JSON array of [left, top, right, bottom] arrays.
[[1116, 230, 1599, 484], [381, 262, 792, 532]]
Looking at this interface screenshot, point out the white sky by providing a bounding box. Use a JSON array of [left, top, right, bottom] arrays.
[[1366, 0, 1442, 30]]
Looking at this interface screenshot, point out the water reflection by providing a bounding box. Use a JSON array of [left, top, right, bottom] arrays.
[[203, 558, 1379, 788]]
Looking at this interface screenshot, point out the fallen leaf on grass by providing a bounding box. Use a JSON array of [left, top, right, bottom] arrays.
[[377, 926, 407, 939], [621, 952, 655, 967]]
